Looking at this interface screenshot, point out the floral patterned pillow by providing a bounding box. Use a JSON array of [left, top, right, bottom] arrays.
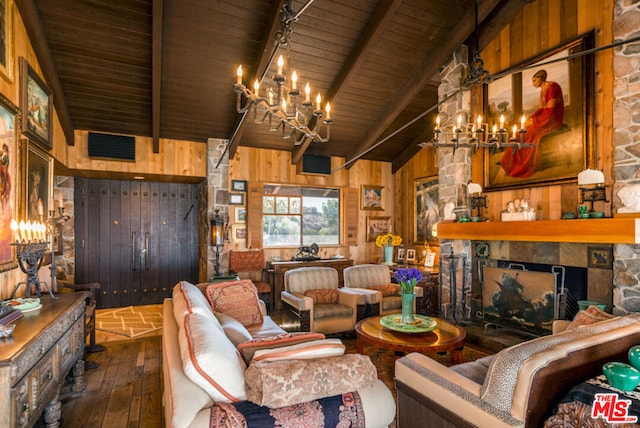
[[304, 288, 339, 304], [205, 280, 263, 327]]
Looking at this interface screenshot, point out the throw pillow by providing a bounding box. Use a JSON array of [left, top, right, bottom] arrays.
[[205, 280, 263, 327], [214, 311, 253, 347], [252, 338, 345, 362], [237, 332, 325, 363], [304, 288, 339, 304], [369, 284, 398, 297], [245, 354, 378, 408], [566, 305, 614, 331]]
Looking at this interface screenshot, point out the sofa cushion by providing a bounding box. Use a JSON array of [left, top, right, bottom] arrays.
[[236, 332, 325, 363], [245, 354, 378, 408], [450, 354, 496, 384], [173, 280, 215, 318], [178, 310, 248, 403], [205, 280, 263, 327], [565, 305, 614, 331], [214, 311, 253, 347], [252, 338, 346, 362], [304, 288, 339, 304], [370, 284, 398, 297]]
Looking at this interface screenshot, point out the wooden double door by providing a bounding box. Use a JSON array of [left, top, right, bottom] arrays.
[[74, 178, 199, 309]]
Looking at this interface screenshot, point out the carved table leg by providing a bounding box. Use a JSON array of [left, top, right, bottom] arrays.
[[43, 388, 62, 428], [71, 359, 86, 397]]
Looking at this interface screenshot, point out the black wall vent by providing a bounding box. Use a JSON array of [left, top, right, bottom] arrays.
[[88, 132, 135, 161], [300, 154, 331, 175]]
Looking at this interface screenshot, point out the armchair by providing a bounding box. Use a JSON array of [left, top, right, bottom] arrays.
[[281, 267, 366, 334], [229, 250, 272, 312], [343, 264, 423, 316]]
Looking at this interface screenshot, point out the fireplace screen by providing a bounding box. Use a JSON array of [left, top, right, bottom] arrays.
[[483, 267, 557, 336]]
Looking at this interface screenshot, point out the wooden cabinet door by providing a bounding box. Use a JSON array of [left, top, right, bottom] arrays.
[[75, 178, 199, 309]]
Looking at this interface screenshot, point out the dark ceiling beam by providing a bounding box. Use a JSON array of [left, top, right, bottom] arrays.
[[228, 0, 287, 159], [151, 0, 163, 153], [342, 0, 508, 169], [15, 0, 75, 146], [292, 0, 403, 164]]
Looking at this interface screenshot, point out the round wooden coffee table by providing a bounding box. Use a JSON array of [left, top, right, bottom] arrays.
[[355, 315, 467, 363]]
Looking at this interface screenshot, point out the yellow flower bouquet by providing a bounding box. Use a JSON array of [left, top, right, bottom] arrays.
[[375, 233, 402, 248]]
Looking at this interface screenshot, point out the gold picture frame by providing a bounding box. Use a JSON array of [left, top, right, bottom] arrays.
[[415, 176, 439, 243], [366, 216, 391, 242], [361, 184, 384, 211], [20, 57, 53, 150], [0, 0, 14, 83], [0, 93, 18, 272]]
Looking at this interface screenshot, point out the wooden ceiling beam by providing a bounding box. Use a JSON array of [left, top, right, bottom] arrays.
[[341, 0, 508, 169], [152, 0, 163, 153], [228, 0, 287, 160], [15, 0, 75, 145], [293, 0, 403, 163]]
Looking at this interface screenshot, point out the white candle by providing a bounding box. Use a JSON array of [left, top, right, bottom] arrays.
[[492, 124, 497, 137], [37, 199, 44, 216], [316, 93, 321, 111], [512, 125, 517, 139], [457, 114, 462, 129], [236, 65, 243, 85], [325, 102, 331, 120], [25, 221, 32, 242], [477, 115, 482, 127], [435, 115, 440, 130], [10, 219, 18, 242], [277, 55, 284, 75], [521, 115, 526, 130], [253, 79, 260, 94], [19, 220, 25, 242], [499, 114, 505, 130], [291, 70, 297, 90], [305, 83, 311, 102], [58, 194, 64, 209]]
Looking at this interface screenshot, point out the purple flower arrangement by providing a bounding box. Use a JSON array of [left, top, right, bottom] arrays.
[[395, 267, 423, 294]]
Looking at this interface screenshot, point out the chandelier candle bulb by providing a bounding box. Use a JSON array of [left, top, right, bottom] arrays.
[[291, 70, 297, 90], [253, 79, 260, 93], [435, 115, 440, 130], [10, 219, 18, 242], [499, 114, 505, 130], [276, 55, 284, 76], [512, 125, 517, 139], [521, 114, 526, 130], [236, 65, 242, 85], [325, 102, 331, 120], [304, 83, 311, 102], [315, 93, 321, 112]]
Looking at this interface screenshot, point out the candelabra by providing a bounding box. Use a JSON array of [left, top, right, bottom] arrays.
[[11, 241, 49, 298], [418, 114, 534, 154]]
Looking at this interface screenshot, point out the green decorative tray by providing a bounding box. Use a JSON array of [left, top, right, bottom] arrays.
[[379, 314, 437, 333]]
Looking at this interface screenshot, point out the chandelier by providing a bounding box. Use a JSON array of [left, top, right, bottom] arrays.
[[418, 113, 533, 154], [233, 0, 332, 145]]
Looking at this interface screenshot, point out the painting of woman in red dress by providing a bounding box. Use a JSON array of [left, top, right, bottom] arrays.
[[500, 69, 564, 178]]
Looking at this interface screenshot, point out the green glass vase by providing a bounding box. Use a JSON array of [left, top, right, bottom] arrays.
[[400, 292, 415, 323]]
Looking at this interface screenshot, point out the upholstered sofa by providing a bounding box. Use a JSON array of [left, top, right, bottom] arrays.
[[162, 280, 396, 428], [395, 313, 640, 427], [343, 263, 423, 316]]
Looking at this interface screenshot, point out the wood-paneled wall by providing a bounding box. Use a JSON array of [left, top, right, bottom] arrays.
[[396, 0, 615, 230], [229, 146, 393, 264]]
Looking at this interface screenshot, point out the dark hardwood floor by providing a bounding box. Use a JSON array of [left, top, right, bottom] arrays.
[[59, 332, 164, 428]]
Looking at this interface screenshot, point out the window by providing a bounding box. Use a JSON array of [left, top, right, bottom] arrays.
[[262, 185, 340, 247]]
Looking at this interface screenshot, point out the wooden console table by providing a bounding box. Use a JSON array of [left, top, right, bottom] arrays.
[[267, 258, 354, 311], [0, 292, 87, 427]]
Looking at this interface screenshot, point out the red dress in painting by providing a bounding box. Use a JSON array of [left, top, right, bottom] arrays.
[[500, 81, 564, 178]]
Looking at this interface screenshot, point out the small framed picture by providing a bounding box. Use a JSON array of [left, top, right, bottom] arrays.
[[234, 207, 247, 223], [405, 248, 417, 264], [232, 224, 247, 243], [231, 180, 247, 192], [395, 246, 405, 263], [423, 252, 436, 268], [365, 216, 391, 242], [361, 184, 384, 211], [229, 192, 245, 206]]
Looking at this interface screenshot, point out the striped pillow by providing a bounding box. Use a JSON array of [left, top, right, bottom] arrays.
[[237, 332, 325, 363], [252, 338, 345, 362]]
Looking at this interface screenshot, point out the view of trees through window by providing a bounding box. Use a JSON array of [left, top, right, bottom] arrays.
[[262, 185, 340, 247]]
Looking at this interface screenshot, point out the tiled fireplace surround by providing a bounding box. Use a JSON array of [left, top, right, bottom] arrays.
[[436, 1, 639, 324]]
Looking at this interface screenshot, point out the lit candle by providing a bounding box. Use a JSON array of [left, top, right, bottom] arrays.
[[457, 114, 462, 129], [477, 115, 482, 128], [236, 65, 243, 85], [499, 114, 505, 130], [435, 115, 440, 130], [325, 102, 331, 120], [492, 124, 497, 137], [18, 220, 25, 242], [291, 70, 297, 90], [37, 199, 44, 216], [25, 221, 32, 242], [521, 115, 526, 130], [512, 124, 517, 139], [305, 83, 311, 102], [10, 219, 18, 242], [316, 93, 321, 111], [276, 55, 284, 75], [253, 79, 260, 94], [282, 98, 287, 112]]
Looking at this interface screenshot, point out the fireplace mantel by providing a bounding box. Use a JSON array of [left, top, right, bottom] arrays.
[[437, 217, 640, 244]]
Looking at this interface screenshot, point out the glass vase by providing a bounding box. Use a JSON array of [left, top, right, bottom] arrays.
[[384, 246, 394, 265], [400, 292, 415, 324]]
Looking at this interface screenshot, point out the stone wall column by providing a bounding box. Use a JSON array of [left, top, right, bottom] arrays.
[[437, 45, 473, 322], [612, 1, 640, 314]]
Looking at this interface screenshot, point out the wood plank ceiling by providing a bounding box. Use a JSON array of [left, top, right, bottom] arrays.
[[18, 0, 530, 173]]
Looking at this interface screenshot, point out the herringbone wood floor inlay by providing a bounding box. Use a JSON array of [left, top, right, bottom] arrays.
[[96, 305, 163, 338]]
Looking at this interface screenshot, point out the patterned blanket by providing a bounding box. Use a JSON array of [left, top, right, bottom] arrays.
[[210, 392, 365, 428]]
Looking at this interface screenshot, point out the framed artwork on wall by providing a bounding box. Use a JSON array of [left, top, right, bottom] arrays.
[[0, 0, 14, 83], [361, 185, 383, 211], [23, 142, 52, 222], [365, 216, 390, 242], [395, 246, 405, 263], [229, 192, 245, 206], [415, 176, 439, 243], [234, 207, 247, 223], [232, 224, 247, 244], [231, 180, 247, 192], [484, 31, 594, 190], [20, 57, 53, 150], [0, 93, 18, 272], [405, 249, 417, 264]]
